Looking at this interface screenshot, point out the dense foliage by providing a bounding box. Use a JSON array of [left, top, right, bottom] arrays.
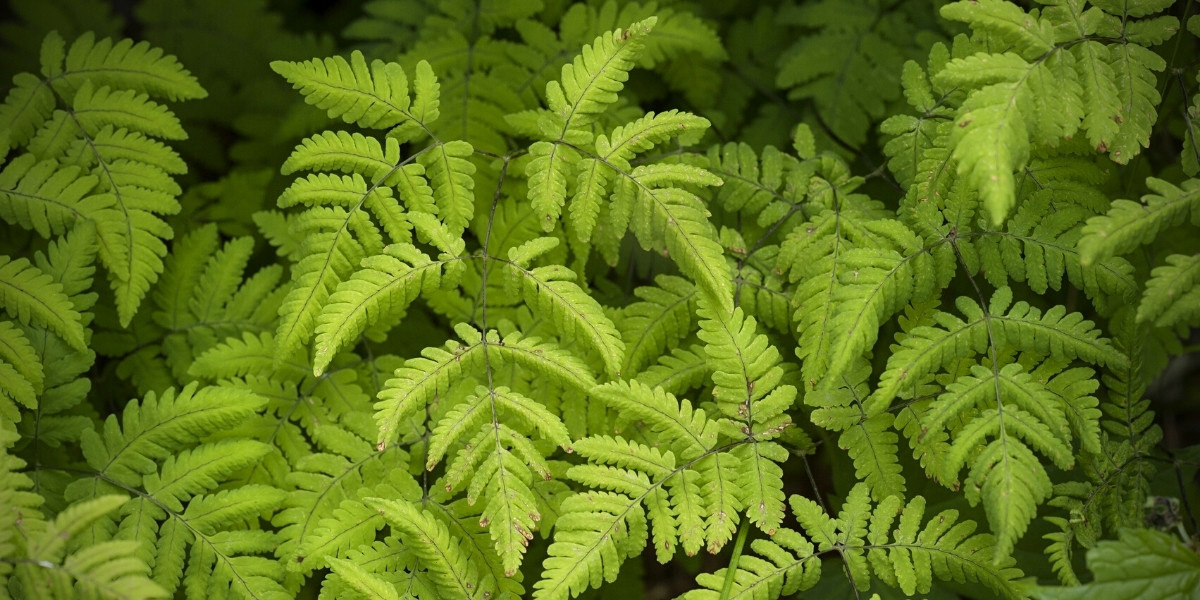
[[1, 0, 1198, 598]]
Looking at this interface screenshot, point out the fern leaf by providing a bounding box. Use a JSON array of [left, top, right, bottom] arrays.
[[502, 244, 624, 375], [1072, 41, 1121, 152], [617, 275, 696, 376], [72, 383, 266, 489], [274, 208, 367, 365], [313, 244, 459, 375], [871, 288, 1124, 413], [932, 363, 1074, 558], [549, 17, 656, 135], [367, 498, 486, 600], [1106, 43, 1166, 163], [808, 376, 907, 500], [53, 32, 206, 101], [15, 495, 168, 600], [142, 440, 271, 512], [684, 483, 1028, 599], [933, 55, 1032, 225], [0, 255, 87, 353], [526, 141, 577, 231], [0, 154, 103, 238], [271, 52, 436, 133], [940, 1, 1054, 58], [418, 139, 475, 233], [427, 384, 570, 574], [635, 184, 732, 312], [1078, 178, 1200, 265], [533, 491, 646, 600], [72, 81, 187, 140], [0, 73, 56, 154], [571, 110, 709, 240], [375, 324, 485, 448], [0, 322, 40, 418], [326, 557, 400, 600], [488, 329, 598, 396], [590, 379, 718, 459], [282, 130, 400, 181], [1138, 253, 1200, 328]]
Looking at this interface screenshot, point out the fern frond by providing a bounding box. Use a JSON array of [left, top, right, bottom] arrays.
[[71, 82, 186, 140], [871, 287, 1124, 413], [0, 321, 40, 419], [524, 17, 658, 228], [502, 238, 624, 375], [48, 31, 206, 101], [696, 301, 794, 531], [274, 207, 368, 364], [367, 498, 489, 600], [683, 483, 1028, 599], [70, 383, 265, 490], [547, 17, 656, 136], [775, 0, 931, 149], [426, 384, 571, 574], [12, 495, 168, 600], [533, 491, 647, 600], [0, 154, 103, 238], [419, 139, 475, 233], [0, 254, 87, 354], [1137, 253, 1200, 328], [632, 182, 733, 312], [65, 384, 290, 600], [326, 556, 401, 600], [375, 323, 485, 448], [570, 110, 709, 240], [313, 244, 462, 375], [617, 275, 696, 376], [271, 52, 438, 135], [1078, 178, 1200, 265], [807, 368, 905, 501]]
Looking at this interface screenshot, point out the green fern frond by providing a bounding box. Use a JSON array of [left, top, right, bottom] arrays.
[[1078, 178, 1200, 265], [314, 243, 462, 375], [425, 384, 571, 574], [533, 490, 647, 600], [11, 495, 167, 600], [374, 323, 484, 447], [502, 238, 624, 375], [45, 31, 206, 101], [696, 301, 794, 531], [0, 31, 204, 325], [617, 275, 696, 376], [0, 154, 103, 238], [682, 483, 1029, 600], [0, 254, 87, 354], [775, 0, 932, 149], [1138, 253, 1200, 328], [368, 498, 489, 600], [807, 368, 905, 500], [271, 52, 438, 136], [871, 287, 1124, 413]]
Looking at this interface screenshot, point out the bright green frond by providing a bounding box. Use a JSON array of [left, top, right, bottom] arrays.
[[53, 32, 206, 101], [271, 51, 436, 134], [1079, 178, 1200, 265], [501, 254, 624, 376], [368, 498, 487, 600], [0, 154, 103, 238], [0, 254, 87, 352], [1138, 253, 1200, 328]]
